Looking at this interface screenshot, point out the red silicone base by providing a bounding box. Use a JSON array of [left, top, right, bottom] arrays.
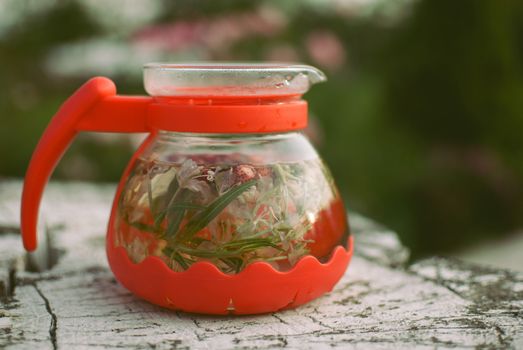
[[106, 233, 353, 315]]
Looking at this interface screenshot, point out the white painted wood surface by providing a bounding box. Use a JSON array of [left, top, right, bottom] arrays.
[[0, 181, 522, 349]]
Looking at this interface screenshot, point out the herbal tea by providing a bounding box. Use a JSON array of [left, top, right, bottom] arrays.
[[115, 156, 349, 274], [22, 64, 353, 314]]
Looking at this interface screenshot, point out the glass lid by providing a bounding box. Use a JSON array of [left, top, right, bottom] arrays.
[[143, 63, 326, 97]]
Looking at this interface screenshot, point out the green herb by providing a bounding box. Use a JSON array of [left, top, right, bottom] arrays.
[[174, 237, 278, 258], [117, 157, 343, 274], [164, 190, 191, 239], [152, 175, 180, 228], [177, 179, 257, 241], [147, 173, 155, 218], [220, 257, 244, 273], [126, 220, 162, 234], [164, 247, 190, 270]]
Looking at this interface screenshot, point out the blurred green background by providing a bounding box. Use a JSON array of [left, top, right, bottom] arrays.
[[1, 0, 523, 261]]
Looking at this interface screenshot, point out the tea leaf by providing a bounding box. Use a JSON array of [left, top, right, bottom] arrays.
[[127, 220, 161, 234], [147, 173, 155, 217], [173, 237, 280, 259], [164, 247, 190, 270], [165, 203, 206, 211], [221, 237, 281, 250], [164, 190, 191, 239], [220, 257, 244, 273], [178, 179, 257, 241], [153, 177, 180, 228]]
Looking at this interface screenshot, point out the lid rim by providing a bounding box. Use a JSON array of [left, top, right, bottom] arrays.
[[143, 62, 318, 70], [143, 62, 326, 97]]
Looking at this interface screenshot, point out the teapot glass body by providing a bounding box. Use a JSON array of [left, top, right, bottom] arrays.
[[112, 131, 349, 274]]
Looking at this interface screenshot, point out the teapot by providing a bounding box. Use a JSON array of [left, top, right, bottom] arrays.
[[21, 63, 353, 314]]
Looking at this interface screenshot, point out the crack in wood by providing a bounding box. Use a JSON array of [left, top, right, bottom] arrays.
[[188, 317, 206, 341], [0, 264, 17, 301], [272, 313, 289, 325], [15, 266, 109, 286], [306, 307, 336, 330], [32, 282, 58, 350], [0, 225, 20, 234], [405, 259, 469, 303], [408, 258, 523, 347], [410, 257, 523, 308], [191, 318, 201, 329]]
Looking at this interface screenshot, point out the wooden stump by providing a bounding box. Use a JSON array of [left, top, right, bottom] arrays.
[[1, 181, 522, 349]]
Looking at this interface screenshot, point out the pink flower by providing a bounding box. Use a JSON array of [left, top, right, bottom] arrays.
[[305, 30, 346, 71], [132, 5, 287, 55]]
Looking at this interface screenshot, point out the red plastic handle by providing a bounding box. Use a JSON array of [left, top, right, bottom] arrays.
[[21, 77, 152, 251]]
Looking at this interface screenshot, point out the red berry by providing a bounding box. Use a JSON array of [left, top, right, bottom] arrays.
[[233, 165, 257, 183]]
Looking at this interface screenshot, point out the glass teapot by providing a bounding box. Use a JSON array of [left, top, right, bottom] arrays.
[[21, 63, 353, 315]]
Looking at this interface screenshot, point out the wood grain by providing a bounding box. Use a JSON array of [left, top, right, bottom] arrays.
[[1, 181, 522, 349]]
